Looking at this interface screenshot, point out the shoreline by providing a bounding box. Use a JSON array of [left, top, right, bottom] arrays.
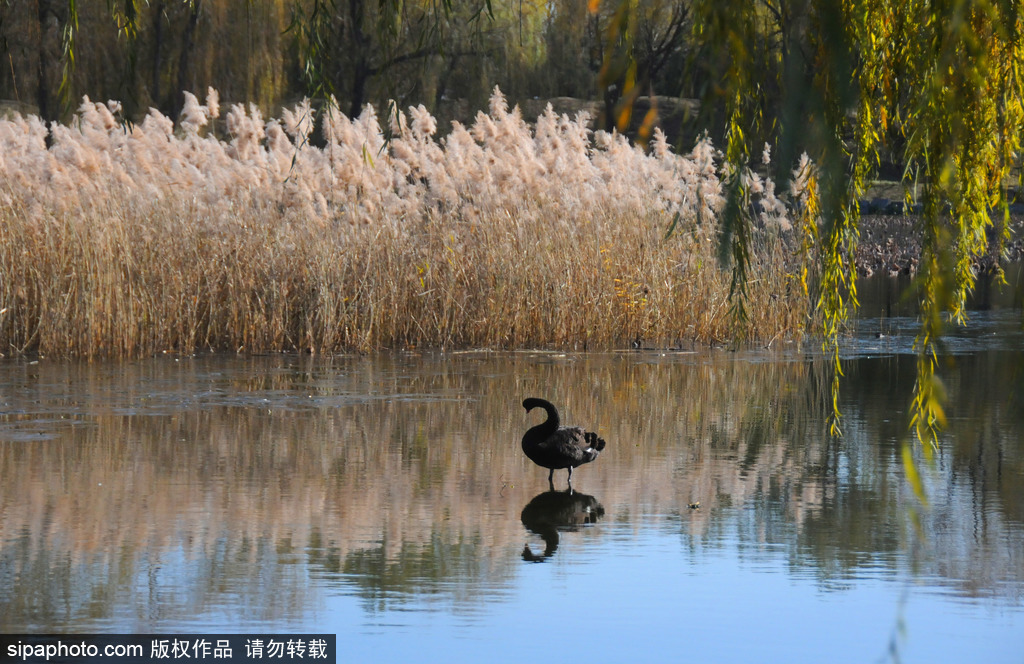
[[854, 213, 1024, 277]]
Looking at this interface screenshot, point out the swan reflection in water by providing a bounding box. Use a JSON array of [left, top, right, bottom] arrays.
[[520, 489, 605, 562]]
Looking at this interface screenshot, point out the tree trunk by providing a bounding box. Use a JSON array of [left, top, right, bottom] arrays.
[[174, 0, 201, 121], [151, 0, 166, 110], [346, 0, 370, 118], [350, 58, 370, 118], [35, 0, 58, 125]]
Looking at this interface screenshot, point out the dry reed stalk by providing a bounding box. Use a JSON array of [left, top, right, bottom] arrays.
[[0, 198, 805, 356], [0, 89, 807, 357]]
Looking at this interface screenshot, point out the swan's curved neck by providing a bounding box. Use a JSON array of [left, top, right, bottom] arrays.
[[525, 399, 559, 436]]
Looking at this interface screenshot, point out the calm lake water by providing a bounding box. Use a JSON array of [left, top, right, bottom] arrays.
[[1, 301, 1023, 662]]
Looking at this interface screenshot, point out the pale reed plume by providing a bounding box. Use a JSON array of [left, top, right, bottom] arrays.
[[0, 88, 803, 357]]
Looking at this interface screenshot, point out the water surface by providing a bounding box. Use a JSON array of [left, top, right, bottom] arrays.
[[1, 311, 1022, 662]]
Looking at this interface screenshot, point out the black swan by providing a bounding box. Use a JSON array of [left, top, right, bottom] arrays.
[[521, 398, 606, 486]]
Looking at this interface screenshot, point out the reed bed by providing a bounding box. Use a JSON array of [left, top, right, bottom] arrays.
[[0, 88, 805, 357]]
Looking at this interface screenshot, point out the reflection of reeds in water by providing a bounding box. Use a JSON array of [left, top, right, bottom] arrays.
[[0, 353, 1022, 628], [0, 89, 803, 357]]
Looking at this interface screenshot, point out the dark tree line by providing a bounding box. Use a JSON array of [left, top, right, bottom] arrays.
[[0, 0, 695, 132]]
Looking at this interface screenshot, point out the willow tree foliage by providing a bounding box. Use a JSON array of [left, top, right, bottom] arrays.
[[4, 0, 567, 121], [3, 1, 299, 121], [676, 0, 1024, 459]]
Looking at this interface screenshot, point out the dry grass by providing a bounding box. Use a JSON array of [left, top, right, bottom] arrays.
[[0, 88, 805, 357]]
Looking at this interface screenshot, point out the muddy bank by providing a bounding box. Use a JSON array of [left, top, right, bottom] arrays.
[[854, 214, 1024, 277]]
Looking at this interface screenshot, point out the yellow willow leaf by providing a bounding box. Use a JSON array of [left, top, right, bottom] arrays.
[[615, 104, 633, 133], [637, 107, 658, 143], [927, 373, 948, 428], [901, 442, 929, 506], [625, 60, 637, 92]]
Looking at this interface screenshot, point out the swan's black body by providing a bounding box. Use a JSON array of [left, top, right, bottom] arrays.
[[521, 398, 606, 486]]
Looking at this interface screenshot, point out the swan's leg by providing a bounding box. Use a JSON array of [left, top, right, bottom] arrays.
[[548, 468, 554, 484], [567, 466, 574, 486]]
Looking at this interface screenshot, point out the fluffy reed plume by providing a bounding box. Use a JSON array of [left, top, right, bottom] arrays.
[[0, 87, 803, 357]]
